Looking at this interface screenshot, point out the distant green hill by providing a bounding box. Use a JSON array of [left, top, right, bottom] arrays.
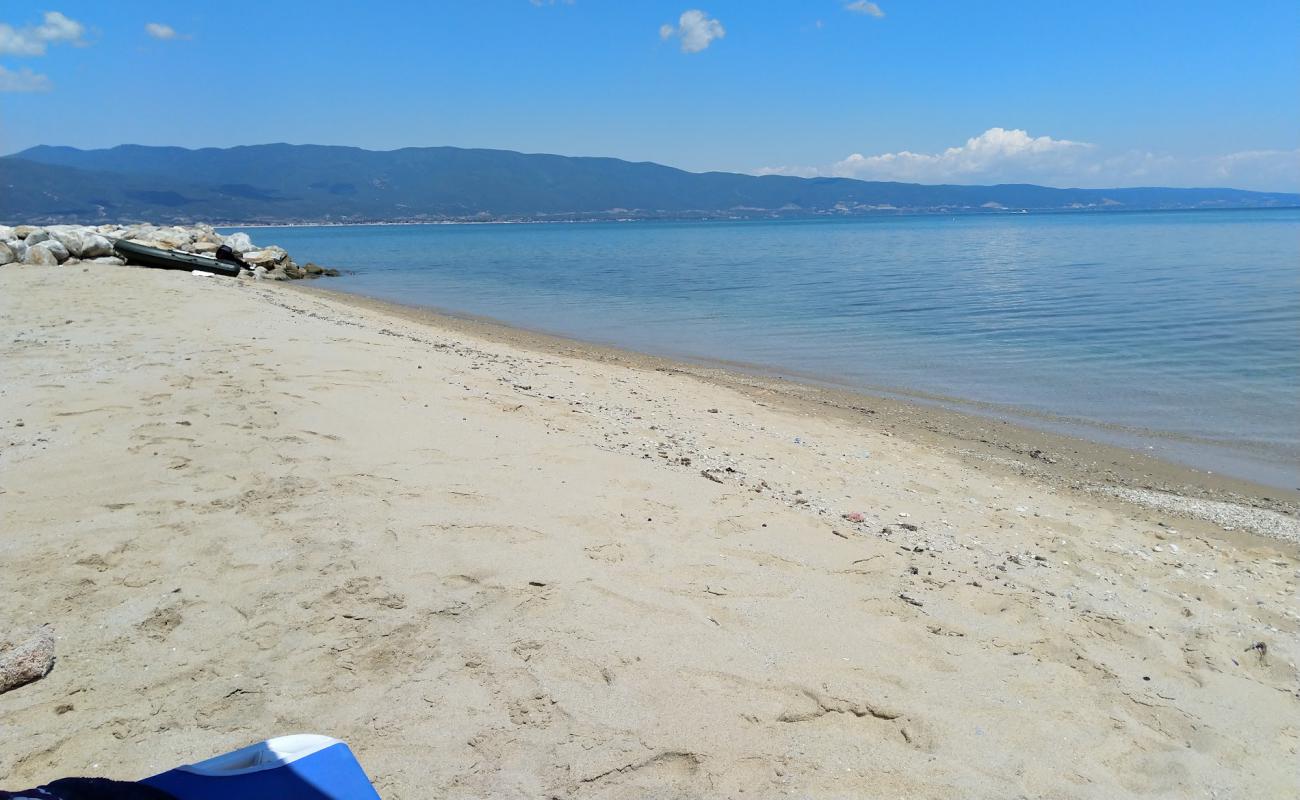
[[4, 143, 1297, 224]]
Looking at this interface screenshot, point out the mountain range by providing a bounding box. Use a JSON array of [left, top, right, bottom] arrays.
[[4, 143, 1297, 225]]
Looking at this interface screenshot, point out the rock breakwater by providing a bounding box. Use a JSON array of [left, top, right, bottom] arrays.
[[0, 223, 336, 280]]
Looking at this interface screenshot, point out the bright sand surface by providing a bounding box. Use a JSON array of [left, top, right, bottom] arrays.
[[2, 265, 1297, 798]]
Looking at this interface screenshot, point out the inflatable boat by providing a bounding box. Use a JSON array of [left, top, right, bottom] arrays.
[[112, 239, 244, 278]]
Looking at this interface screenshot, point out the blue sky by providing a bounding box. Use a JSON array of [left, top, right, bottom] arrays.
[[1, 1, 1297, 190]]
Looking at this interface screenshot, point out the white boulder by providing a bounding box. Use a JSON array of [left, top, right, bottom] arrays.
[[44, 225, 114, 258], [0, 226, 14, 241], [81, 234, 114, 258], [33, 239, 70, 263], [152, 227, 194, 249], [193, 224, 224, 245], [242, 248, 287, 266], [0, 243, 15, 266], [88, 256, 126, 266], [47, 227, 89, 257], [24, 229, 50, 245], [222, 232, 255, 253], [22, 245, 58, 266], [122, 224, 159, 241]]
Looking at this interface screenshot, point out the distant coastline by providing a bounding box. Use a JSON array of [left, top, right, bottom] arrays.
[[5, 142, 1297, 226], [214, 203, 1300, 229]]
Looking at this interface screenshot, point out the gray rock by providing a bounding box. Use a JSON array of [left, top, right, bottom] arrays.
[[194, 225, 224, 245], [190, 241, 221, 253], [223, 232, 255, 253], [88, 256, 126, 266], [122, 224, 159, 242], [152, 227, 194, 249], [0, 225, 14, 241], [14, 225, 41, 239], [303, 262, 324, 275], [48, 227, 91, 257], [34, 239, 70, 263], [7, 240, 28, 262], [0, 243, 14, 266], [24, 229, 50, 245], [81, 234, 114, 258], [22, 245, 58, 266], [242, 248, 287, 267]]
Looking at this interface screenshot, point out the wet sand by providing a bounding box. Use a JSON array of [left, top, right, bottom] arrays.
[[2, 264, 1297, 798]]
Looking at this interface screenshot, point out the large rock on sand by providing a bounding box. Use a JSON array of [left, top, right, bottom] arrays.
[[35, 239, 70, 263], [22, 244, 59, 266], [193, 225, 224, 245], [0, 225, 14, 241], [0, 243, 15, 266], [13, 225, 42, 239], [82, 234, 114, 258], [152, 227, 195, 249], [121, 224, 158, 241], [222, 232, 255, 254], [46, 227, 85, 255], [48, 228, 114, 259], [24, 229, 50, 245]]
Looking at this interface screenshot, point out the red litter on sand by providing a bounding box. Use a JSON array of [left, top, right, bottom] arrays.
[[842, 512, 865, 523]]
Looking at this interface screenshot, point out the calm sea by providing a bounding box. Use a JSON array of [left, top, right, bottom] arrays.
[[231, 210, 1300, 488]]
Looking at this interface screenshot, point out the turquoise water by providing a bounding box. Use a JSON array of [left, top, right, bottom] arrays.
[[234, 210, 1300, 488]]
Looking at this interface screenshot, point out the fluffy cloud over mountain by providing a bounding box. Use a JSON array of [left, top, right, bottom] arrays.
[[756, 128, 1300, 191]]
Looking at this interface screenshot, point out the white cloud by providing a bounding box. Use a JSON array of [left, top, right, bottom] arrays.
[[1196, 148, 1300, 190], [0, 11, 86, 56], [845, 1, 885, 18], [833, 128, 1092, 182], [660, 9, 725, 54], [0, 64, 52, 92], [754, 164, 820, 178], [145, 23, 186, 41], [754, 128, 1300, 191]]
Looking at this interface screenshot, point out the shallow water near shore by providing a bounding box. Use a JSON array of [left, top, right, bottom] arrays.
[[229, 209, 1300, 488]]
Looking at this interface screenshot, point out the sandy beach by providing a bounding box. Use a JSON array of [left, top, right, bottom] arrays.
[[2, 264, 1297, 798]]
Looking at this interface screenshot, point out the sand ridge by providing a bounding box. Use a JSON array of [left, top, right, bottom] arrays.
[[1, 265, 1297, 798]]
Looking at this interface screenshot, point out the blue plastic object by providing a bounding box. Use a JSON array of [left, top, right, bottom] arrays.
[[141, 735, 380, 800]]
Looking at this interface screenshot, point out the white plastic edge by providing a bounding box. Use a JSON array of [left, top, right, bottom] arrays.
[[175, 734, 343, 776]]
